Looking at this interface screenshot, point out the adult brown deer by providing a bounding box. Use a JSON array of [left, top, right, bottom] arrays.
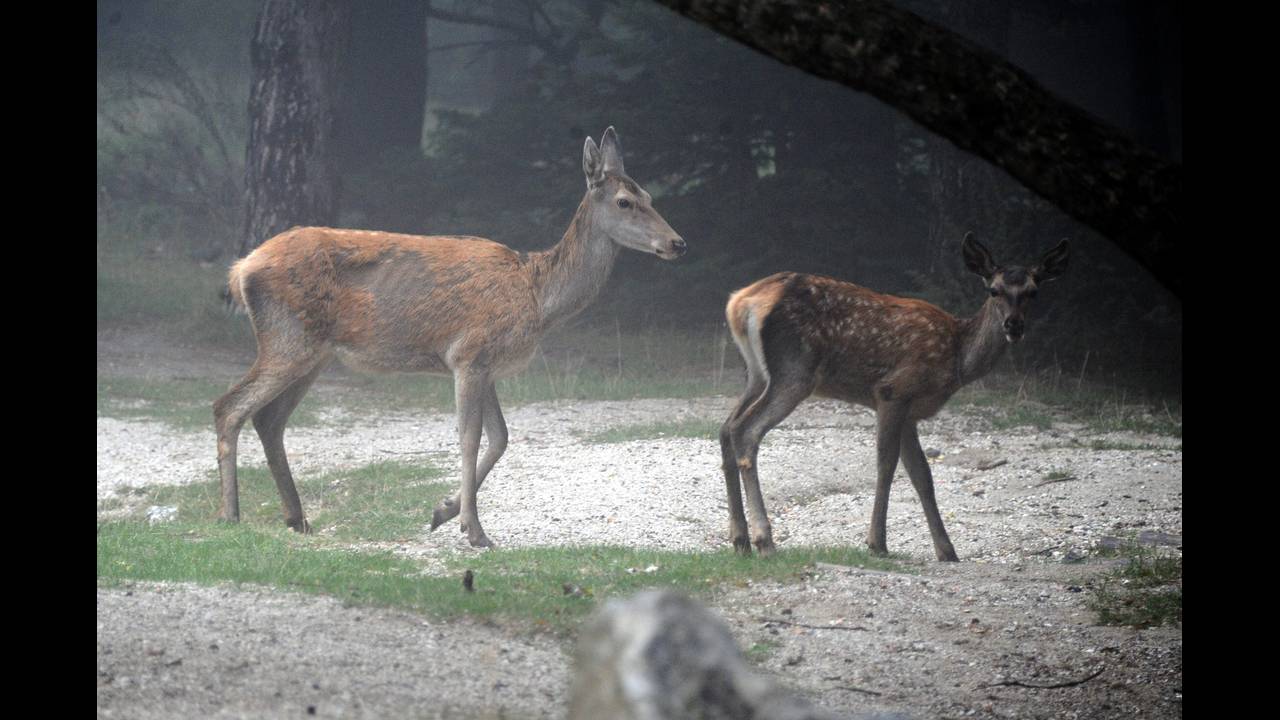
[[214, 127, 685, 548], [719, 233, 1068, 560]]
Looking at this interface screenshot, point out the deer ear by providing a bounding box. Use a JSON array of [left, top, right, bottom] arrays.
[[1033, 239, 1070, 282], [583, 136, 604, 187], [961, 232, 998, 280], [599, 126, 625, 175]]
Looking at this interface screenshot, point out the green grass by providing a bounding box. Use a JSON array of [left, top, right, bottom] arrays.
[[97, 250, 253, 347], [97, 522, 896, 632], [330, 364, 724, 417], [1086, 544, 1182, 628], [1086, 439, 1182, 452], [100, 455, 897, 630], [128, 460, 451, 542], [745, 639, 781, 663], [953, 375, 1182, 437], [581, 418, 722, 444], [97, 375, 327, 430]]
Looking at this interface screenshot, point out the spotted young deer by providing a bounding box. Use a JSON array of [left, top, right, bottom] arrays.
[[720, 233, 1069, 560], [214, 127, 685, 547]]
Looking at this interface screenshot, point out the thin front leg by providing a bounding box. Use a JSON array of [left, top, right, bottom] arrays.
[[867, 401, 907, 556], [431, 382, 507, 531], [900, 423, 959, 561], [454, 369, 492, 548], [251, 360, 328, 533]]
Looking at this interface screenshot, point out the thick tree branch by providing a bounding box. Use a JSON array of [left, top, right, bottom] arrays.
[[651, 0, 1181, 297], [425, 5, 560, 57]]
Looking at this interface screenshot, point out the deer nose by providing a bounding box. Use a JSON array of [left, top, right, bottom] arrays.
[[1003, 317, 1024, 339], [670, 237, 686, 257]]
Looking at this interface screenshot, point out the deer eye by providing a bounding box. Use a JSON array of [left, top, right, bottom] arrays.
[[1026, 288, 1038, 299], [617, 198, 632, 209], [988, 287, 1000, 297]]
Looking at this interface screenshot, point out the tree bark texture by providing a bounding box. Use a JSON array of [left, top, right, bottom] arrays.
[[241, 0, 350, 257], [651, 0, 1181, 297]]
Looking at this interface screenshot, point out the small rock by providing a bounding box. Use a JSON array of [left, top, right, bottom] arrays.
[[145, 506, 178, 525]]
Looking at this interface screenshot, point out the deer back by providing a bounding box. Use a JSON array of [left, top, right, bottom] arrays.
[[232, 227, 544, 375]]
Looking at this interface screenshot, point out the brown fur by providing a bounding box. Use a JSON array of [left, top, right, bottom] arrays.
[[213, 127, 685, 548], [719, 236, 1067, 562]]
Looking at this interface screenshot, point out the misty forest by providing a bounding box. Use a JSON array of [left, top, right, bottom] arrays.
[[98, 1, 1181, 719]]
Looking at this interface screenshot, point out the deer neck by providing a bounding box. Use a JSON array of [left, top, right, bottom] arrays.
[[527, 194, 620, 328], [957, 299, 1010, 385]]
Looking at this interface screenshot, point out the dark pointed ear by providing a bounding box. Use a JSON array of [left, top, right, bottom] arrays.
[[961, 232, 998, 280], [1033, 239, 1070, 282], [599, 126, 625, 175], [583, 135, 604, 187]]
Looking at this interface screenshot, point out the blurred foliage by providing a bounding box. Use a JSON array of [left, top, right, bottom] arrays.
[[96, 0, 1180, 394]]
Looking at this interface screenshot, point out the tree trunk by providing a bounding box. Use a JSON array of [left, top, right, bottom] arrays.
[[651, 0, 1181, 297], [241, 0, 350, 257]]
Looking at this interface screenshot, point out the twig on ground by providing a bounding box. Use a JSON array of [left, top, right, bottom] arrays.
[[978, 667, 1105, 690], [975, 459, 1008, 471], [759, 617, 869, 632], [1032, 475, 1078, 488], [835, 684, 882, 696]]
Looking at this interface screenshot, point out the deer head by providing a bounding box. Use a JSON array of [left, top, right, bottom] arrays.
[[583, 127, 686, 260], [963, 232, 1070, 343]]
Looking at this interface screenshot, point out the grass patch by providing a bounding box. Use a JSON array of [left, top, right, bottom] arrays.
[[953, 374, 1182, 437], [1087, 439, 1182, 452], [1087, 544, 1182, 628], [581, 418, 722, 444], [98, 520, 897, 632], [133, 460, 451, 542], [986, 404, 1056, 431], [97, 375, 326, 430], [745, 639, 780, 663], [97, 248, 252, 347]]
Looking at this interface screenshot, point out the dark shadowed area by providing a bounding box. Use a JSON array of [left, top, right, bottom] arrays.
[[98, 0, 1180, 396], [98, 4, 1181, 717]]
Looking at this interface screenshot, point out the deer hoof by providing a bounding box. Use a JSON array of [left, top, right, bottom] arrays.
[[468, 533, 494, 549], [732, 536, 752, 556], [429, 498, 459, 531], [754, 537, 776, 556], [286, 517, 311, 534], [937, 548, 959, 562]]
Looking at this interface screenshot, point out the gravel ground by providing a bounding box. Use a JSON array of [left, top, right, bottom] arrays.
[[97, 333, 1182, 719]]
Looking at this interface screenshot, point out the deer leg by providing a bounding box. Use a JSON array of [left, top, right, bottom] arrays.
[[867, 401, 908, 556], [251, 359, 328, 533], [213, 357, 321, 525], [454, 369, 493, 548], [721, 376, 766, 555], [900, 423, 959, 561], [729, 373, 814, 556], [431, 382, 507, 531]]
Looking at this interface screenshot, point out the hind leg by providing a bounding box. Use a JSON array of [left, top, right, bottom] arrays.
[[251, 359, 329, 532], [727, 368, 815, 555], [721, 376, 766, 554], [214, 274, 325, 527], [214, 356, 323, 525]]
